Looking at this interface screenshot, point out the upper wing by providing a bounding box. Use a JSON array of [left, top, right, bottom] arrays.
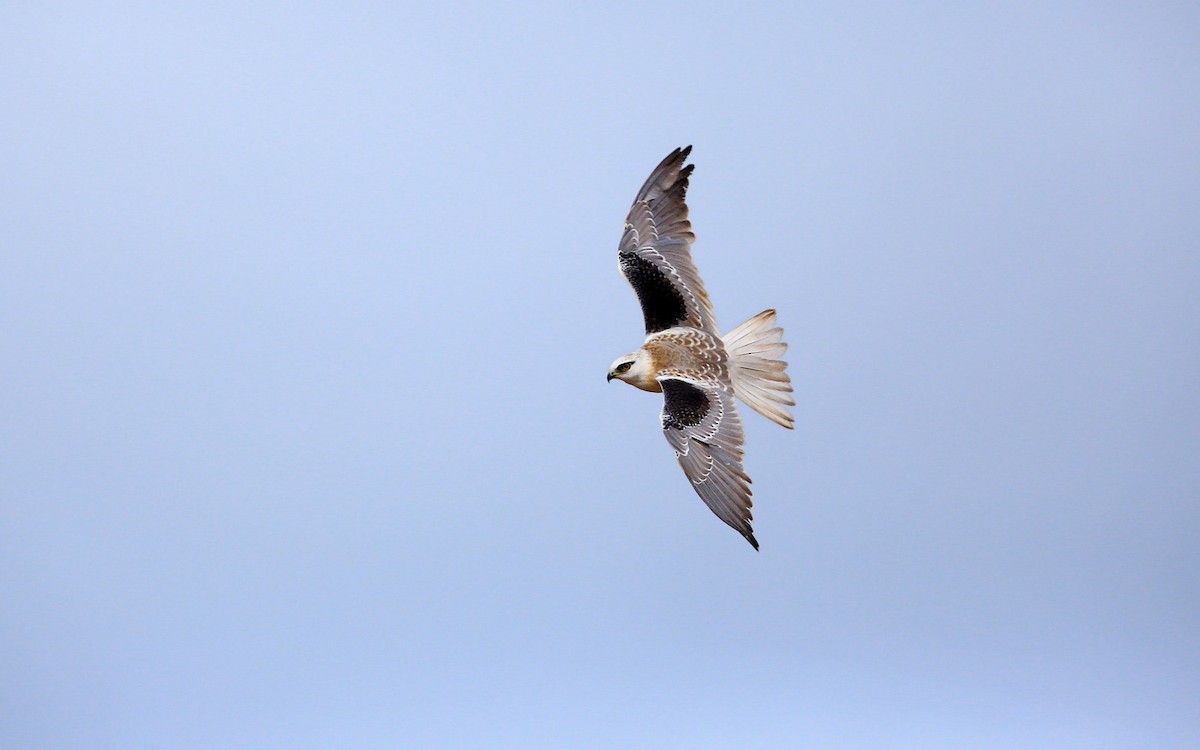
[[659, 376, 757, 549], [619, 146, 719, 336]]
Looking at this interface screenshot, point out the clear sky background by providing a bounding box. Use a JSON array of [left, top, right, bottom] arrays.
[[2, 3, 1197, 748]]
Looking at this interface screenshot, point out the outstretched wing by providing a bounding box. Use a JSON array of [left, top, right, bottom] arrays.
[[659, 376, 757, 549], [619, 146, 719, 336]]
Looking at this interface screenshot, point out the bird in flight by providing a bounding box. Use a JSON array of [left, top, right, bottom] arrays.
[[607, 146, 795, 550]]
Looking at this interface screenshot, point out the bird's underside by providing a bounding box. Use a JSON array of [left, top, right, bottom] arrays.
[[607, 146, 795, 549]]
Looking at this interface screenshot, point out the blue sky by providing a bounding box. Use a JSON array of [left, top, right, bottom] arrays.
[[2, 3, 1198, 748]]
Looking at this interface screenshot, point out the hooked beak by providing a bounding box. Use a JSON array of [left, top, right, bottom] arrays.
[[606, 372, 615, 382]]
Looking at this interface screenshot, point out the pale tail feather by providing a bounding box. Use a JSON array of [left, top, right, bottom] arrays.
[[723, 309, 795, 429]]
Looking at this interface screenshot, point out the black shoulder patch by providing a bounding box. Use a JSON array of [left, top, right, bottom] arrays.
[[619, 250, 689, 334], [661, 379, 711, 431]]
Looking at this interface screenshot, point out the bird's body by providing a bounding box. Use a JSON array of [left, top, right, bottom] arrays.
[[614, 328, 725, 393], [607, 146, 794, 549]]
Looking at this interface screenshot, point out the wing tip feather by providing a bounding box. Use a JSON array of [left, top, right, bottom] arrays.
[[743, 529, 760, 550]]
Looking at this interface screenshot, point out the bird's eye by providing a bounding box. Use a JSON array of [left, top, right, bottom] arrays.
[[617, 362, 633, 373]]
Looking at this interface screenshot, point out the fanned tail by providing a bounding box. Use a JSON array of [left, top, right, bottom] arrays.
[[723, 309, 795, 429]]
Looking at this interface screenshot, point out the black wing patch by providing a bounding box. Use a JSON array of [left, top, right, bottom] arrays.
[[619, 250, 690, 334], [661, 379, 711, 431]]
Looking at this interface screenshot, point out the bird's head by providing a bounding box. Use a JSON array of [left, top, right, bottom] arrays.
[[607, 350, 660, 391]]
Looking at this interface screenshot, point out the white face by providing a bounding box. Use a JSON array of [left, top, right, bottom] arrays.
[[607, 353, 639, 383], [606, 349, 660, 392]]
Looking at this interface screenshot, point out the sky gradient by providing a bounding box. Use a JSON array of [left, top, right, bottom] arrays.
[[3, 3, 1198, 748]]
